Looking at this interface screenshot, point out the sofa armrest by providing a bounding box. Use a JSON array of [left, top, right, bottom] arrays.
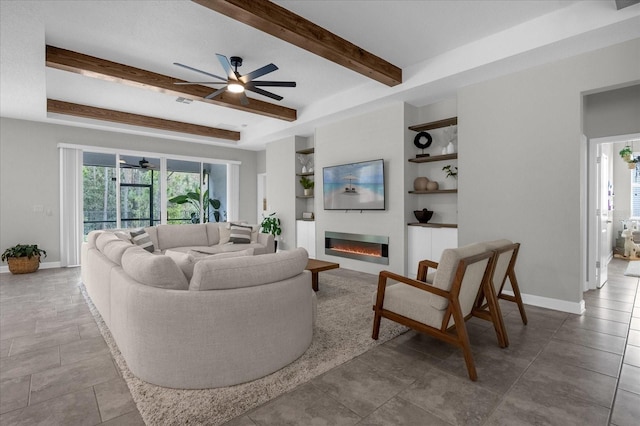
[[258, 233, 275, 253]]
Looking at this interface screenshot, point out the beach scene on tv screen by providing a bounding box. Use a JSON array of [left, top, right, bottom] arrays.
[[323, 160, 384, 210]]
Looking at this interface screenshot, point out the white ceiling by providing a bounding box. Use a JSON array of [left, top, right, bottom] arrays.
[[1, 0, 639, 150]]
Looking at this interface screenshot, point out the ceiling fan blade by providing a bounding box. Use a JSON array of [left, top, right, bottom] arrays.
[[204, 86, 228, 100], [245, 85, 283, 101], [240, 92, 249, 106], [249, 81, 296, 87], [173, 62, 226, 82], [216, 54, 238, 81], [240, 63, 278, 83], [173, 81, 225, 86]]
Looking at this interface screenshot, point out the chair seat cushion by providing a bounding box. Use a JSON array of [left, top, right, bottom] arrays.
[[373, 283, 445, 329]]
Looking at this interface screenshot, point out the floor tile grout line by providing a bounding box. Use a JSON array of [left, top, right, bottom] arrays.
[[606, 275, 639, 425]]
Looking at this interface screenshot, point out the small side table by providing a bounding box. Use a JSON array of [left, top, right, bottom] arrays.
[[305, 259, 340, 291]]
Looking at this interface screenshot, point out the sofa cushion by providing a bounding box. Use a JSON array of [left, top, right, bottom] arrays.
[[143, 226, 159, 250], [189, 247, 308, 291], [205, 223, 221, 246], [229, 224, 252, 244], [101, 239, 133, 265], [96, 232, 120, 252], [165, 250, 197, 280], [188, 248, 254, 260], [130, 229, 155, 253], [121, 246, 189, 290], [156, 224, 208, 250]]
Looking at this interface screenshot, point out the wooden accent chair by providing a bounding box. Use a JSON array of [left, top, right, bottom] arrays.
[[372, 244, 499, 381], [474, 240, 527, 346]]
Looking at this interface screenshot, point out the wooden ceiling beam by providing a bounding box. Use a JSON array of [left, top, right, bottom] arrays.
[[47, 99, 241, 141], [192, 0, 402, 87], [45, 45, 297, 122]]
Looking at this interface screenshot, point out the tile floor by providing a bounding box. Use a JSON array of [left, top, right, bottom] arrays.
[[0, 259, 638, 425]]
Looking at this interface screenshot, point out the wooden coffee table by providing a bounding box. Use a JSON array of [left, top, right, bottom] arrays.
[[305, 259, 340, 291]]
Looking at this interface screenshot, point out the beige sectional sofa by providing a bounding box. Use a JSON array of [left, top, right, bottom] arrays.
[[81, 223, 316, 389]]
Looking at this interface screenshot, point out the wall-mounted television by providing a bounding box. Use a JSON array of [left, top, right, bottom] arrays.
[[323, 159, 385, 210]]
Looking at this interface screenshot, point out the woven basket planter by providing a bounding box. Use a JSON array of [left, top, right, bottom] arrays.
[[7, 255, 40, 274]]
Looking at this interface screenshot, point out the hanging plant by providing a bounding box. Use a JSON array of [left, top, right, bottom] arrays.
[[620, 146, 633, 162]]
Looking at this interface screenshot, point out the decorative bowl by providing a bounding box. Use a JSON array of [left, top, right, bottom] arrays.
[[413, 209, 434, 223]]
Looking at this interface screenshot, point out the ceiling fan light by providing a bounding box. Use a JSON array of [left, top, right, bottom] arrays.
[[228, 83, 244, 93]]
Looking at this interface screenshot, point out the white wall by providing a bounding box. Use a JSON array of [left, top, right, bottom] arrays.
[[314, 103, 407, 275], [584, 84, 640, 139], [0, 117, 259, 264], [265, 135, 297, 251], [457, 38, 640, 312]]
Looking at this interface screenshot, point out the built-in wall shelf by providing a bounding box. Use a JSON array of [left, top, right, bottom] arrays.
[[408, 189, 457, 194], [408, 117, 458, 132], [296, 172, 314, 177], [296, 147, 315, 155], [408, 223, 457, 228], [408, 153, 457, 164], [296, 195, 314, 199]]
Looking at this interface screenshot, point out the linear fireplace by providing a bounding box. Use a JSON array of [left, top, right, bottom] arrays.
[[325, 231, 389, 265]]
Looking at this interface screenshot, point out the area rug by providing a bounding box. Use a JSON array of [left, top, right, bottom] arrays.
[[624, 261, 640, 277], [81, 271, 407, 425]]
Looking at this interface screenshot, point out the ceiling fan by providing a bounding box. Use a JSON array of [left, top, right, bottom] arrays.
[[174, 54, 296, 105], [120, 157, 156, 169]]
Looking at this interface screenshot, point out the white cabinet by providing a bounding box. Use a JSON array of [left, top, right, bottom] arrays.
[[296, 220, 316, 258], [407, 226, 458, 277]]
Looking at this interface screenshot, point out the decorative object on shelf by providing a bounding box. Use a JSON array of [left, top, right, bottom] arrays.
[[302, 211, 314, 220], [260, 212, 282, 251], [300, 175, 314, 196], [426, 181, 439, 191], [413, 176, 429, 191], [441, 147, 448, 155], [446, 141, 455, 154], [443, 164, 458, 189], [1, 244, 47, 274], [298, 153, 314, 174], [413, 131, 432, 158], [413, 208, 434, 223]]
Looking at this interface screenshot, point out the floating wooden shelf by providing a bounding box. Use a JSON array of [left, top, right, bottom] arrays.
[[408, 223, 458, 228], [408, 117, 458, 132], [296, 147, 315, 155], [408, 153, 458, 163], [296, 195, 314, 199], [408, 189, 457, 194], [296, 172, 314, 177]]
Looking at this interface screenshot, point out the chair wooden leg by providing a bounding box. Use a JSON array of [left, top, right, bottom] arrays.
[[372, 309, 382, 340], [507, 270, 528, 325], [451, 300, 477, 381], [483, 281, 509, 348]]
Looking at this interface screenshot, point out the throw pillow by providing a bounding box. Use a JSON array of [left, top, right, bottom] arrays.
[[219, 225, 231, 244], [165, 250, 196, 280], [229, 224, 252, 244], [130, 229, 155, 253], [114, 231, 132, 242]]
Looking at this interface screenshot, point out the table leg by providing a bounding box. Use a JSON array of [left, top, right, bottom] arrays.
[[311, 272, 319, 292]]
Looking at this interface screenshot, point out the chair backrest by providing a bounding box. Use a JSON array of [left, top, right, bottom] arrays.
[[479, 239, 519, 294], [430, 243, 488, 311]]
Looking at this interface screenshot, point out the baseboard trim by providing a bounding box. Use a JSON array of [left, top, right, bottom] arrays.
[[0, 261, 62, 274], [502, 290, 585, 314]]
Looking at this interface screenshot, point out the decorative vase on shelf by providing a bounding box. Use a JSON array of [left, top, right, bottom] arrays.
[[301, 165, 307, 173], [413, 177, 429, 191], [304, 188, 313, 196], [441, 147, 448, 155], [446, 142, 455, 154], [426, 181, 439, 191]]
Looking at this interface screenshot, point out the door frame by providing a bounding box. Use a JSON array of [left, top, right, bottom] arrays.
[[586, 133, 640, 291]]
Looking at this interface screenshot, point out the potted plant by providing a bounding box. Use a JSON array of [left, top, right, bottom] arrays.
[[1, 244, 47, 274], [629, 158, 639, 169], [442, 164, 458, 189], [168, 187, 222, 222], [260, 212, 282, 251], [299, 176, 314, 196], [620, 146, 633, 162]]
